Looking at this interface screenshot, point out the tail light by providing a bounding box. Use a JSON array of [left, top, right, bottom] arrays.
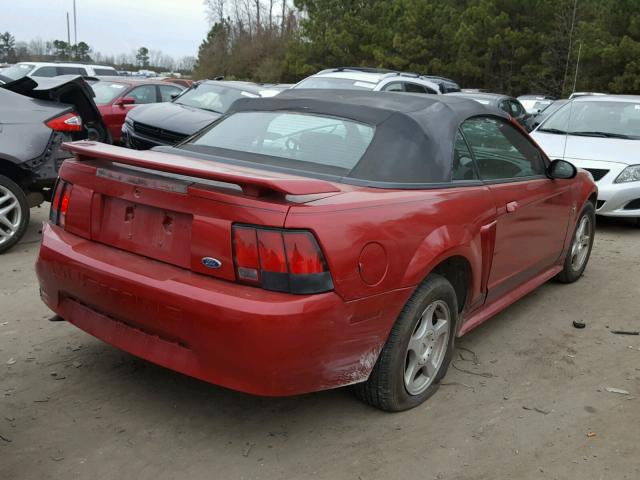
[[50, 179, 73, 227], [232, 225, 333, 294], [46, 112, 83, 132]]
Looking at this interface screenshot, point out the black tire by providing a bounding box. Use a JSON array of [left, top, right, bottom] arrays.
[[354, 274, 458, 412], [556, 202, 595, 283], [0, 175, 30, 254]]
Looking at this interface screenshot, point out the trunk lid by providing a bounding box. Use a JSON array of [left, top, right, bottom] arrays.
[[58, 141, 345, 282], [1, 75, 110, 143]]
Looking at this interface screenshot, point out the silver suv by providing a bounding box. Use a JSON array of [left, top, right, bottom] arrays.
[[294, 67, 443, 95]]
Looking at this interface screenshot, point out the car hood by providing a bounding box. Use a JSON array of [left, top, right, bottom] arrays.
[[532, 131, 639, 165], [126, 102, 221, 135]]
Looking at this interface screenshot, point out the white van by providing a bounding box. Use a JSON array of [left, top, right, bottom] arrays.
[[1, 62, 118, 81]]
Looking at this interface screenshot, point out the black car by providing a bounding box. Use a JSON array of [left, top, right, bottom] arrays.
[[121, 80, 284, 150], [0, 75, 109, 252], [446, 92, 533, 130]]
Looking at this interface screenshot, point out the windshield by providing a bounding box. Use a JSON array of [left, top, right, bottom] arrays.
[[520, 99, 553, 113], [91, 82, 128, 104], [539, 100, 640, 139], [174, 84, 258, 113], [186, 111, 375, 175], [1, 63, 34, 81], [295, 77, 377, 90]]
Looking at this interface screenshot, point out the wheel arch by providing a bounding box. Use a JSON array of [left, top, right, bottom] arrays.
[[0, 157, 31, 187], [430, 255, 473, 314]]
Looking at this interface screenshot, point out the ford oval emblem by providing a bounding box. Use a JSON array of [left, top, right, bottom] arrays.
[[201, 257, 222, 269]]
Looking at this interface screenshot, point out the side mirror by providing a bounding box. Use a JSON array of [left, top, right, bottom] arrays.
[[170, 92, 180, 100], [114, 96, 135, 107], [547, 159, 577, 179]]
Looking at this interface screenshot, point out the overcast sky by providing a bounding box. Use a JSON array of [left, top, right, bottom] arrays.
[[3, 0, 209, 58]]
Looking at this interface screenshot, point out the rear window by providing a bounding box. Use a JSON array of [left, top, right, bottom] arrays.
[[2, 63, 34, 80], [189, 111, 375, 174], [32, 66, 58, 77], [91, 82, 128, 104], [94, 68, 117, 76], [174, 83, 259, 113], [57, 66, 88, 75]]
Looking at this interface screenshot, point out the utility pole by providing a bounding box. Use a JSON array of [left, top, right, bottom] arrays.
[[562, 0, 578, 97], [66, 12, 71, 46], [572, 41, 582, 94], [73, 0, 77, 46]]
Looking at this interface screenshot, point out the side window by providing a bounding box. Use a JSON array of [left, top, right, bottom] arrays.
[[382, 82, 405, 92], [57, 66, 87, 75], [127, 85, 157, 104], [32, 66, 57, 77], [499, 100, 511, 116], [452, 130, 478, 181], [461, 117, 546, 181], [512, 100, 525, 117], [404, 83, 429, 94], [159, 85, 182, 102]]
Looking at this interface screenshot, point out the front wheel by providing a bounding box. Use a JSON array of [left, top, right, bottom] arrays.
[[556, 202, 595, 283], [354, 274, 458, 412], [0, 175, 30, 254]]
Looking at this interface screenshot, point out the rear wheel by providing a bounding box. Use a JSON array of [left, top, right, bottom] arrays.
[[556, 202, 595, 283], [0, 175, 29, 254], [354, 274, 458, 412]]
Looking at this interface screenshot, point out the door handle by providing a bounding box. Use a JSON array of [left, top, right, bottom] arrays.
[[506, 201, 519, 213]]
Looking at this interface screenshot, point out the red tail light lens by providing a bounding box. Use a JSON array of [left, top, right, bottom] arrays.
[[49, 179, 73, 227], [232, 225, 333, 294], [257, 230, 287, 273], [233, 226, 260, 283], [46, 112, 83, 132], [284, 232, 325, 274]]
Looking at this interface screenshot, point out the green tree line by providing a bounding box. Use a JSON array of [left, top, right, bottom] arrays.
[[195, 0, 640, 96]]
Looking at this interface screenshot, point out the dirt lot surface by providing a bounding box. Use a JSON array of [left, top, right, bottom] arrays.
[[1, 208, 639, 480]]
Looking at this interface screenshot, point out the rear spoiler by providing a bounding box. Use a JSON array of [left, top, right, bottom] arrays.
[[62, 141, 341, 197]]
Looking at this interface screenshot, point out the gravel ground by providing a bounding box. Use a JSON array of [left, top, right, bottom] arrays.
[[1, 207, 639, 480]]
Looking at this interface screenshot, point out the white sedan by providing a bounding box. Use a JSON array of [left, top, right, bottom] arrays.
[[531, 95, 640, 225]]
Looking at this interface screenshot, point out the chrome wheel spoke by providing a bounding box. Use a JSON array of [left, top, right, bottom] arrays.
[[0, 200, 18, 218], [404, 355, 420, 386], [407, 336, 423, 355], [0, 213, 16, 231], [424, 356, 438, 378], [433, 319, 448, 339]]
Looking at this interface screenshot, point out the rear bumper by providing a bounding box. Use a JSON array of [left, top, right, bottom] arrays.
[[36, 223, 412, 396]]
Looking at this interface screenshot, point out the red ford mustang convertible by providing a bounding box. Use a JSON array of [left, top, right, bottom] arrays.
[[36, 91, 597, 411]]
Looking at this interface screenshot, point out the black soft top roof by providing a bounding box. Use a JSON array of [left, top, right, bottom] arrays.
[[221, 89, 509, 185], [230, 88, 503, 126]]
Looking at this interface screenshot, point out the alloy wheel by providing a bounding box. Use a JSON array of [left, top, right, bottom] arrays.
[[404, 300, 451, 396], [570, 214, 591, 271], [0, 185, 22, 247]]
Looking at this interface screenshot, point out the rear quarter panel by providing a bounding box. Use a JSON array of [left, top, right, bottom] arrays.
[[285, 185, 497, 305]]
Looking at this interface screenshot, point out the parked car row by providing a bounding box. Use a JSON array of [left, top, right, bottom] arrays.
[[0, 61, 118, 82]]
